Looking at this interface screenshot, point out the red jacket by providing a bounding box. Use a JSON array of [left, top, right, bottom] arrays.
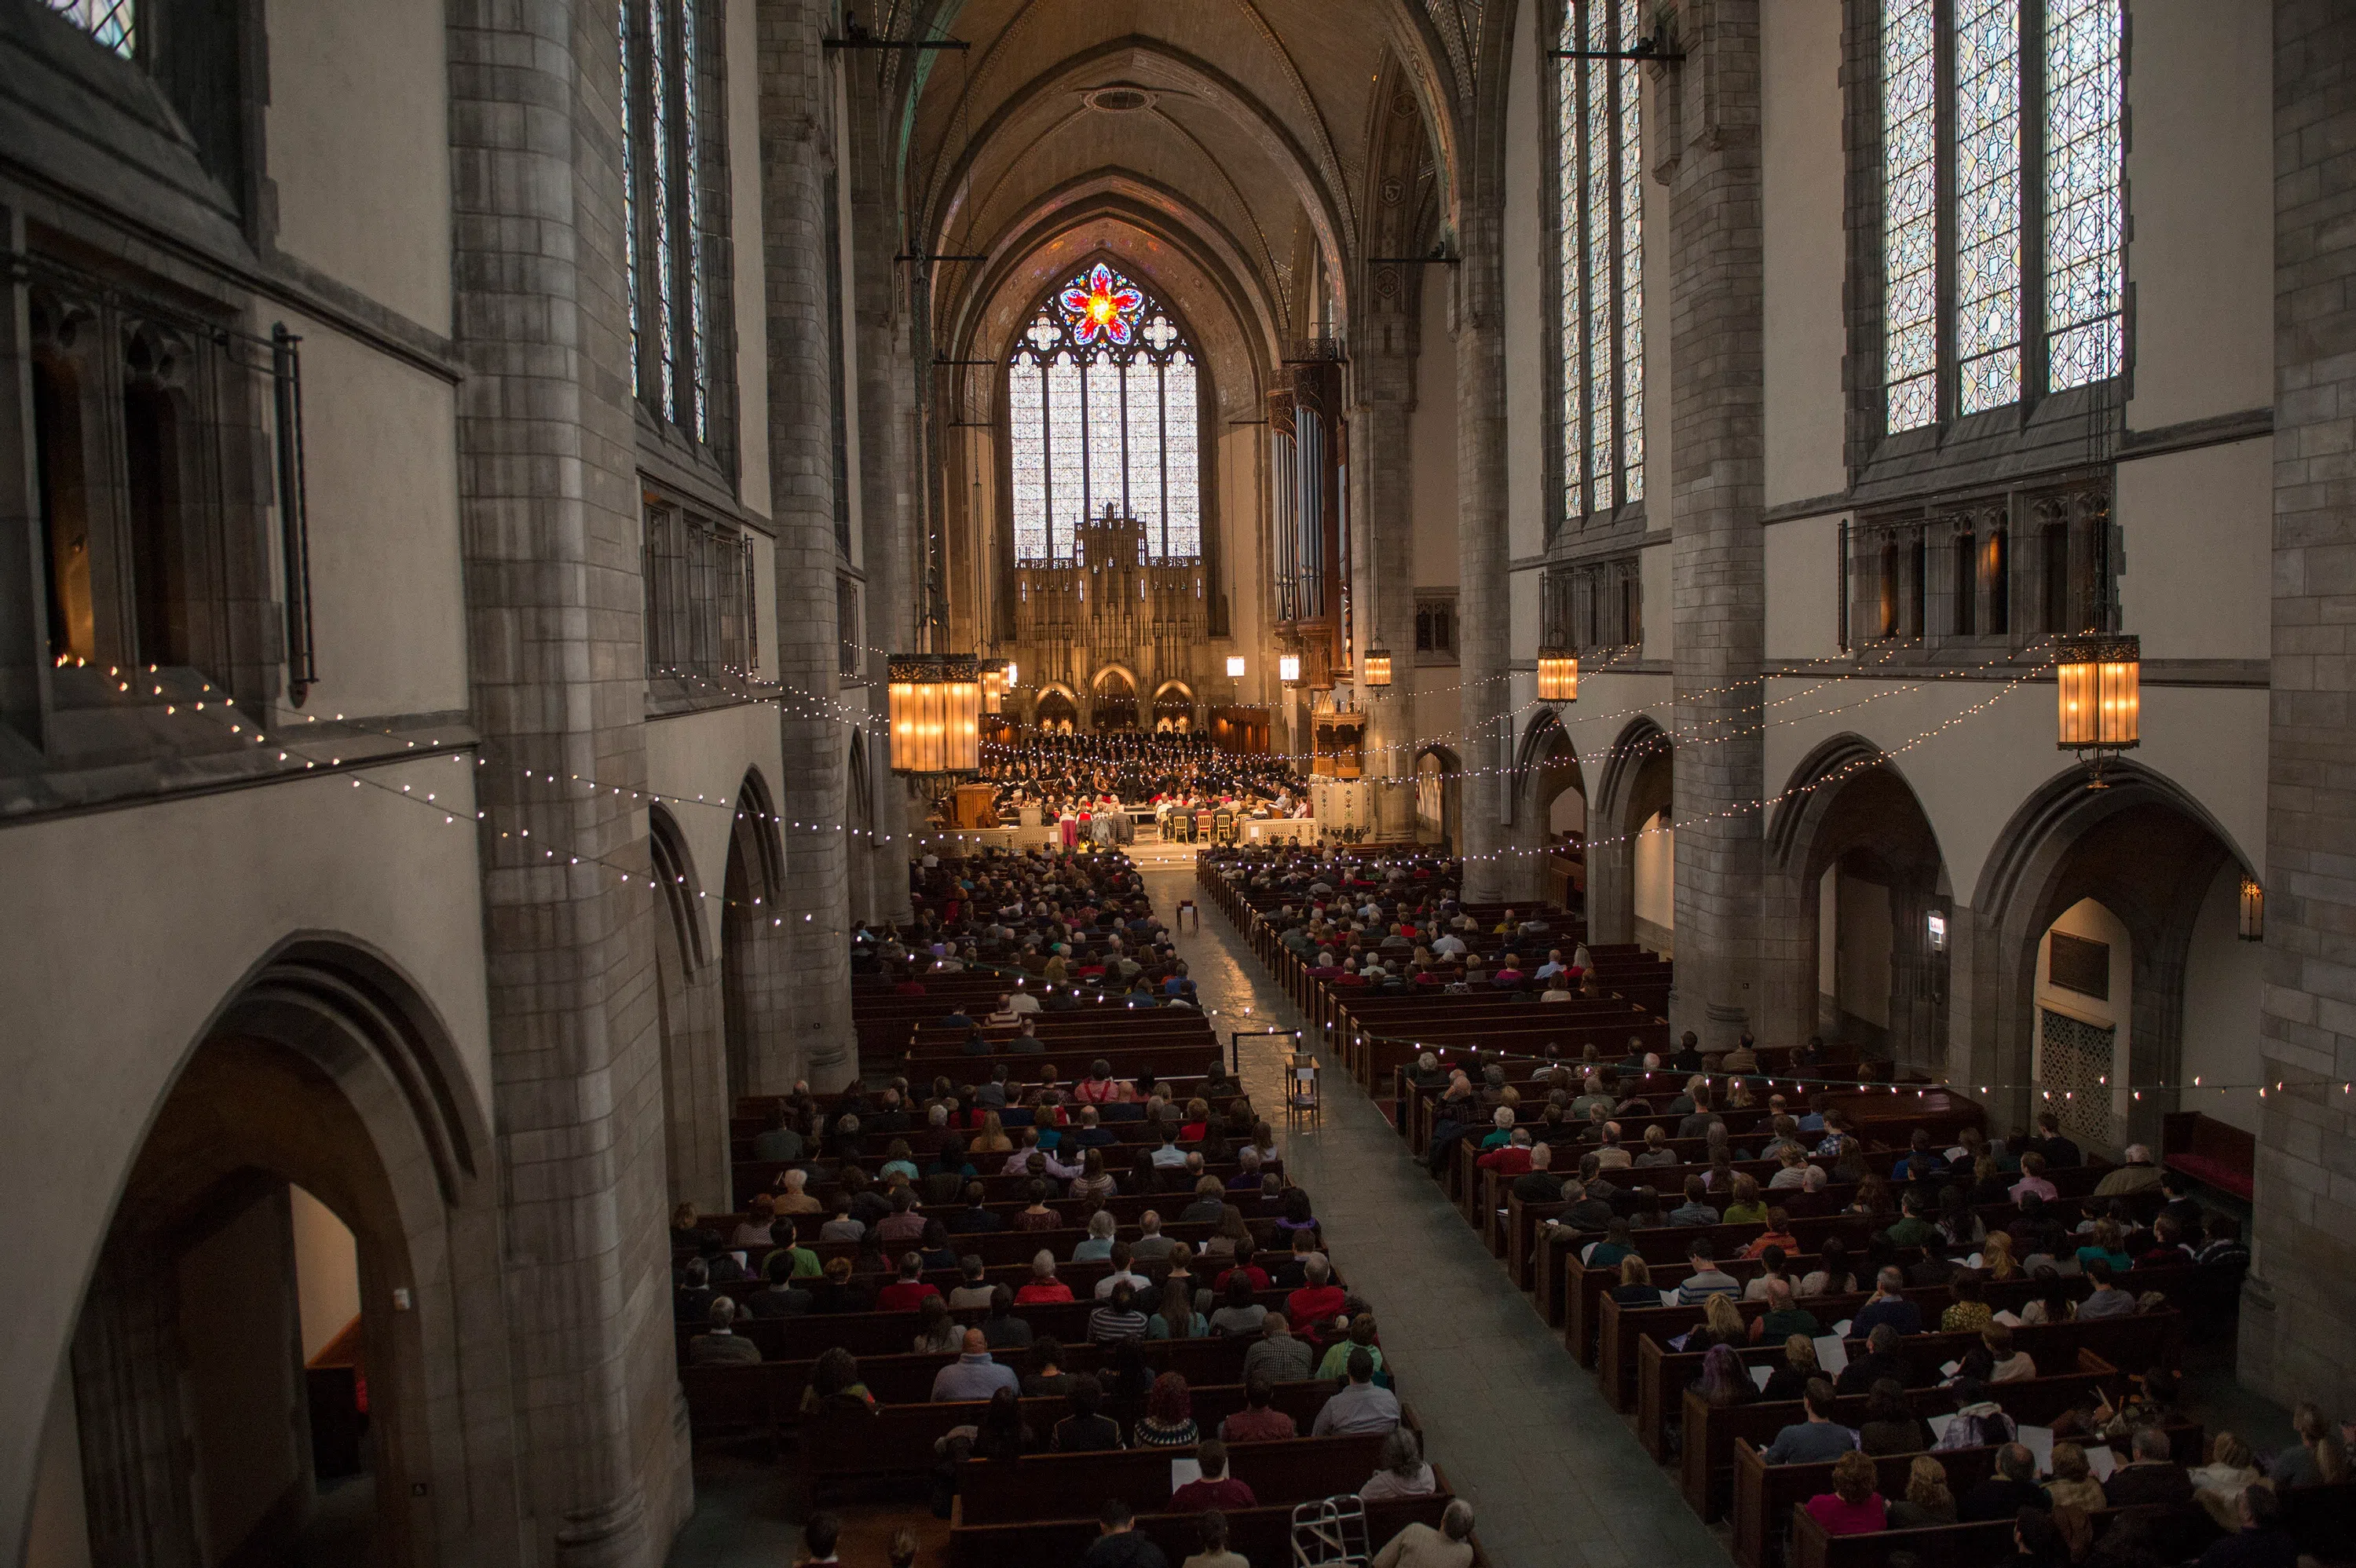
[[1476, 1146, 1535, 1175], [1286, 1284, 1348, 1336], [876, 1280, 941, 1313]]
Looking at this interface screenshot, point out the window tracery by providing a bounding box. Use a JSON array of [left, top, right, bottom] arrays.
[[1879, 0, 2123, 433], [1008, 264, 1202, 564], [1555, 0, 1644, 525]]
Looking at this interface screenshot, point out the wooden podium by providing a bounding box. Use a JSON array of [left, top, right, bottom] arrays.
[[953, 783, 999, 828]]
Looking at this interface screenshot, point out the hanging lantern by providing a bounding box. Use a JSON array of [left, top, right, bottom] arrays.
[[2054, 632, 2139, 783], [2239, 875, 2265, 942], [888, 652, 982, 774], [1279, 654, 1302, 686], [980, 660, 1008, 714], [1537, 642, 1579, 704], [1362, 642, 1392, 689], [1226, 655, 1246, 678]]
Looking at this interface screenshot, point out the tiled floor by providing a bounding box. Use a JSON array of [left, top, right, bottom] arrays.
[[1138, 855, 1735, 1568]]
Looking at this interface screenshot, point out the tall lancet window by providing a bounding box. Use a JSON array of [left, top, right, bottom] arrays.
[[1007, 264, 1202, 563], [1879, 0, 2123, 434], [1555, 0, 1644, 525], [620, 0, 717, 440]]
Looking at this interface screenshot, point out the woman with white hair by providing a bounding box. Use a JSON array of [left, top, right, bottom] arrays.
[[1359, 1427, 1437, 1500]]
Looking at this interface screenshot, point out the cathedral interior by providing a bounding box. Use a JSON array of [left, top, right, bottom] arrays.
[[4, 0, 2354, 1565]]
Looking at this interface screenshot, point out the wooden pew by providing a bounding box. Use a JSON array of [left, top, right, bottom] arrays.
[[679, 1284, 1305, 1361], [1680, 1354, 2119, 1521], [1634, 1312, 2182, 1462], [946, 1486, 1462, 1568], [949, 1430, 1396, 1525], [804, 1379, 1335, 1481], [680, 1334, 1267, 1433], [1729, 1420, 2205, 1568]]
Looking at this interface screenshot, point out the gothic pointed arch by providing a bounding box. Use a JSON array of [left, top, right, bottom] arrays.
[[647, 804, 727, 1212], [1963, 760, 2255, 1149], [65, 937, 510, 1568]]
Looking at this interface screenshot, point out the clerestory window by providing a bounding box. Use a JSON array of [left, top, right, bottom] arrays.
[[1879, 0, 2124, 434]]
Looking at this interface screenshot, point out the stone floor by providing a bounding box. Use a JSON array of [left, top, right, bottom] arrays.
[[1135, 853, 1736, 1568]]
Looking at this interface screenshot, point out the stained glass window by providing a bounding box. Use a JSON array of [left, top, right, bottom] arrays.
[[1879, 0, 2124, 433], [45, 0, 134, 58], [1955, 0, 2021, 414], [1555, 0, 1644, 524], [620, 0, 718, 440], [1008, 269, 1202, 562], [620, 0, 638, 397], [1882, 0, 1939, 432], [2044, 0, 2123, 391]]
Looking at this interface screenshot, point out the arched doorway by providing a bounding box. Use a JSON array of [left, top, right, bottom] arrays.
[[1414, 745, 1462, 853], [722, 770, 788, 1108], [1512, 712, 1589, 905], [1765, 738, 1951, 1065], [1033, 688, 1078, 733], [1970, 763, 2255, 1151], [1589, 717, 1674, 948], [649, 805, 728, 1213], [1151, 681, 1195, 733], [48, 942, 501, 1568], [1092, 667, 1139, 731]]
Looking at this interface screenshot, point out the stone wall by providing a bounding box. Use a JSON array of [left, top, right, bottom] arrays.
[[2246, 0, 2356, 1416]]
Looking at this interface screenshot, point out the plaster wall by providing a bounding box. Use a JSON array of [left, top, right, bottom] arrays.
[[2180, 858, 2266, 1134], [748, 532, 777, 681], [263, 0, 452, 333], [1411, 283, 1461, 589], [2116, 440, 2273, 662], [24, 1365, 90, 1568], [289, 1184, 360, 1362], [1765, 681, 2266, 912], [282, 317, 468, 720], [1763, 514, 1846, 662], [0, 762, 490, 1524], [2034, 897, 2135, 1112], [1759, 0, 1846, 509], [1837, 872, 1893, 1029], [179, 1193, 305, 1563], [1641, 542, 1673, 662], [1633, 811, 1674, 930], [643, 700, 791, 956], [2124, 0, 2274, 429]]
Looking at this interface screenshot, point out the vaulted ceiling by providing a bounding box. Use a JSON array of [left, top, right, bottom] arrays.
[[858, 0, 1467, 415]]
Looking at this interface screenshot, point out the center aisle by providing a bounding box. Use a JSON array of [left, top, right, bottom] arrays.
[[1137, 850, 1734, 1568]]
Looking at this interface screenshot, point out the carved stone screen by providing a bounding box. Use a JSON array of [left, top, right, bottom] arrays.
[[2038, 1006, 2115, 1151]]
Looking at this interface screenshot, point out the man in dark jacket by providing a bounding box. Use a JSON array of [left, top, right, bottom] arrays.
[[1082, 1498, 1169, 1568], [1957, 1445, 2053, 1522]]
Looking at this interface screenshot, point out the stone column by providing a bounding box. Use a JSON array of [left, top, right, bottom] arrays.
[[447, 0, 683, 1556], [2246, 0, 2356, 1415], [1351, 318, 1420, 841], [757, 0, 853, 1086], [846, 79, 916, 925], [1454, 205, 1510, 900], [1664, 2, 1769, 1047]]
